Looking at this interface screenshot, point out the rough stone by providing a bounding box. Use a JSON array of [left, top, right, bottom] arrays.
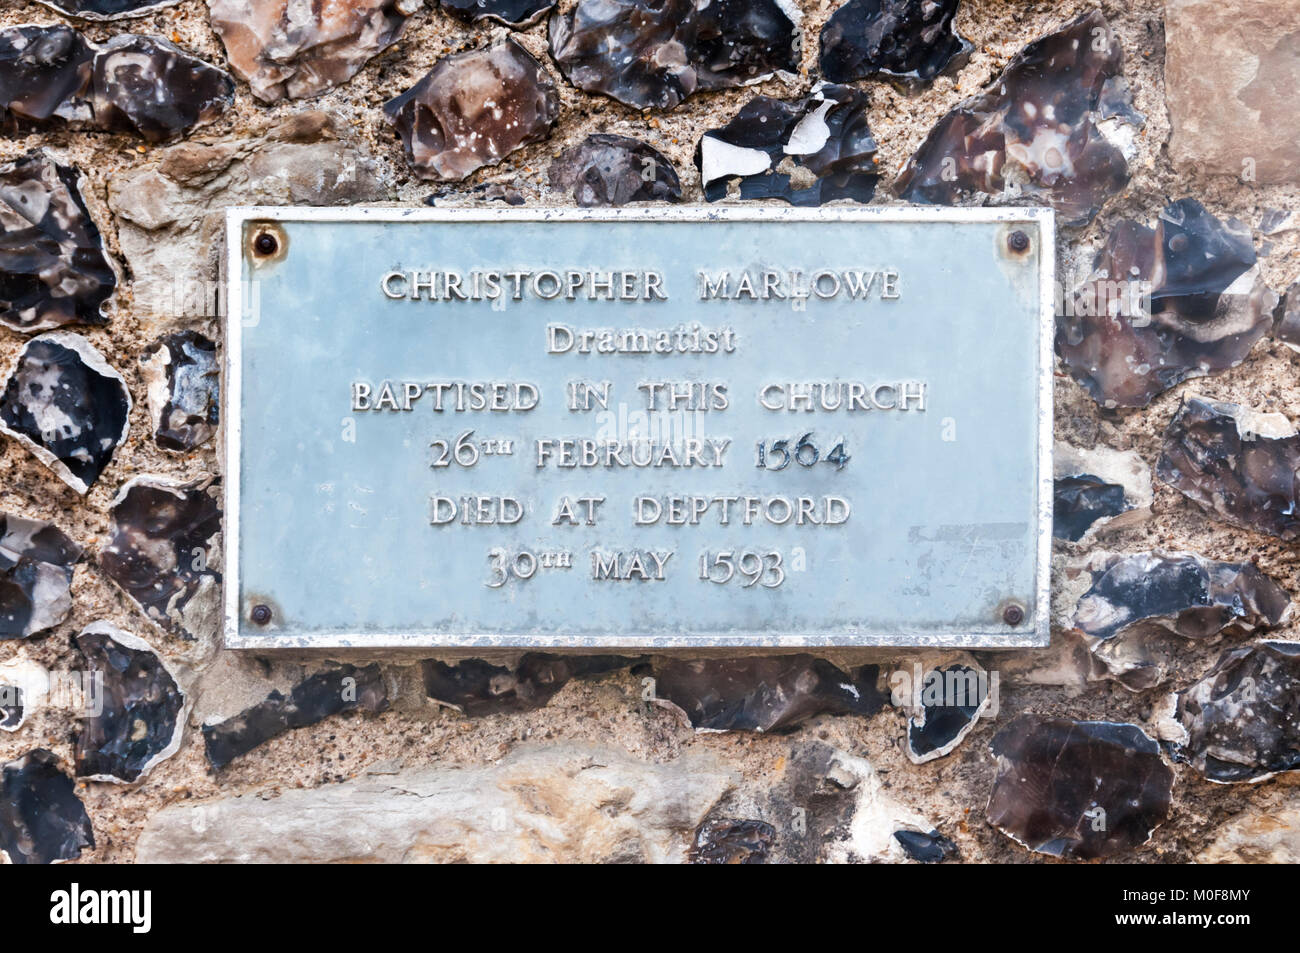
[[894, 11, 1139, 225], [695, 84, 878, 205], [1197, 805, 1300, 863], [137, 744, 735, 862], [98, 474, 221, 641], [1166, 0, 1300, 184], [549, 134, 682, 206], [0, 512, 81, 639], [73, 621, 186, 783], [0, 332, 130, 495], [208, 0, 423, 102], [819, 0, 971, 91], [1157, 395, 1300, 540], [140, 330, 219, 453], [384, 37, 559, 182], [0, 152, 116, 332], [1057, 199, 1274, 408], [0, 748, 94, 864], [988, 714, 1173, 859], [1175, 640, 1300, 783], [548, 0, 801, 111]]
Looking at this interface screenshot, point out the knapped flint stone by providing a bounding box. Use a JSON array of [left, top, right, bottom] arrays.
[[440, 0, 554, 27], [73, 622, 185, 783], [1073, 552, 1291, 643], [0, 28, 235, 141], [0, 748, 94, 864], [0, 657, 46, 732], [905, 662, 990, 764], [549, 134, 682, 207], [1054, 476, 1127, 542], [0, 512, 81, 640], [36, 0, 182, 19], [689, 817, 776, 863], [1156, 395, 1300, 540], [0, 153, 116, 332], [99, 475, 221, 640], [90, 35, 235, 143], [1175, 640, 1300, 783], [141, 330, 219, 452], [202, 664, 389, 768], [819, 0, 972, 90], [0, 25, 94, 126], [696, 84, 879, 205], [894, 828, 957, 863], [0, 686, 21, 730], [384, 37, 559, 182], [209, 0, 422, 102], [988, 714, 1173, 859], [422, 653, 640, 715], [548, 0, 801, 111], [1057, 199, 1273, 409], [0, 333, 130, 495], [894, 11, 1138, 226], [652, 656, 885, 732], [1276, 282, 1300, 352]]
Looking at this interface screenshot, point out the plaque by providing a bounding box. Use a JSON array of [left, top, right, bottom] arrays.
[[224, 207, 1053, 648]]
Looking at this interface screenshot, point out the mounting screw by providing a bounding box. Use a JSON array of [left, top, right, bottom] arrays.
[[1007, 230, 1030, 253], [250, 604, 272, 625], [253, 232, 278, 256], [1002, 603, 1025, 626]]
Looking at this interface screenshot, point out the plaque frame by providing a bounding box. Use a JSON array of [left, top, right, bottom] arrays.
[[223, 206, 1055, 650]]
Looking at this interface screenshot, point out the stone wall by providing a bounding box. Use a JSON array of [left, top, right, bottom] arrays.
[[1, 0, 1298, 864]]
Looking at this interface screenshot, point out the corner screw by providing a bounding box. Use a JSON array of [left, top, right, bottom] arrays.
[[1002, 603, 1025, 626], [250, 604, 272, 625], [1007, 230, 1030, 253], [254, 232, 278, 256]]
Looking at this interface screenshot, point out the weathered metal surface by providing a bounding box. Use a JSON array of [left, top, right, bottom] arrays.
[[224, 207, 1053, 648]]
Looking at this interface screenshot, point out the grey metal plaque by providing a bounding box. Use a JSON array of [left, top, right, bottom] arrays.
[[224, 207, 1053, 649]]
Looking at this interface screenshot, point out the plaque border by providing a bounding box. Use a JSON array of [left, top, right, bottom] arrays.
[[223, 206, 1055, 650]]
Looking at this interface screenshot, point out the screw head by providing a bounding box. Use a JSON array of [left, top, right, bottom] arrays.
[[1002, 603, 1025, 626], [1007, 230, 1030, 253], [253, 232, 278, 256], [250, 604, 272, 625]]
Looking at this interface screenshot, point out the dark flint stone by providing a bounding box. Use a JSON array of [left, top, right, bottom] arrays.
[[1054, 475, 1127, 541], [0, 748, 94, 864], [0, 25, 94, 126], [548, 0, 800, 111], [695, 85, 878, 205], [0, 333, 130, 495], [384, 37, 559, 182], [894, 828, 957, 863], [99, 475, 221, 639], [1057, 199, 1270, 409], [689, 817, 776, 863], [422, 653, 640, 715], [0, 512, 81, 639], [203, 664, 389, 769], [0, 153, 116, 332], [906, 664, 986, 762], [1175, 640, 1300, 783], [74, 623, 185, 783], [1073, 552, 1291, 642], [819, 0, 972, 91], [440, 0, 555, 27], [141, 330, 219, 452], [90, 35, 235, 143], [36, 0, 181, 18], [894, 11, 1137, 225], [549, 134, 682, 206], [1156, 396, 1300, 540], [988, 714, 1172, 859], [653, 655, 885, 732]]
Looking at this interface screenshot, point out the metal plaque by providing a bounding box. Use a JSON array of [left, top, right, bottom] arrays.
[[224, 207, 1053, 649]]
